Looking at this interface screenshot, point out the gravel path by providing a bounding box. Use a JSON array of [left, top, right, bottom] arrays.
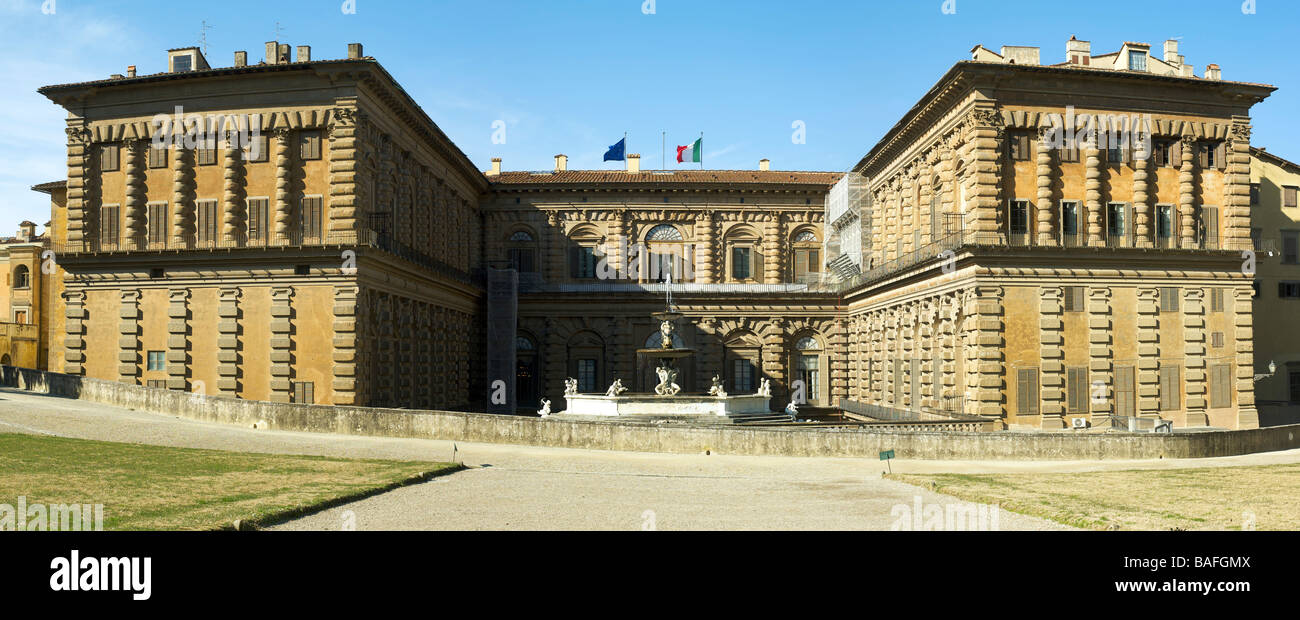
[[2, 388, 1291, 530]]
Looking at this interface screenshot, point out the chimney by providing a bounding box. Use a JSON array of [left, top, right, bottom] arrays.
[[278, 43, 291, 63], [627, 154, 641, 174], [234, 51, 247, 67], [1066, 35, 1091, 66], [1163, 39, 1180, 65], [127, 65, 136, 77], [297, 46, 311, 63], [554, 154, 568, 172], [759, 159, 771, 171], [265, 41, 278, 64], [488, 157, 502, 176], [348, 43, 364, 59], [1206, 64, 1221, 80]]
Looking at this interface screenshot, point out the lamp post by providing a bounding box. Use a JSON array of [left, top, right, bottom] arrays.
[[1254, 360, 1277, 383]]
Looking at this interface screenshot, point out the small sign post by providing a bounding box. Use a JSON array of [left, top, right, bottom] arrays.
[[879, 449, 895, 474]]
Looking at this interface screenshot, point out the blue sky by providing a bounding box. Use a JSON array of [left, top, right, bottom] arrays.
[[0, 0, 1296, 229]]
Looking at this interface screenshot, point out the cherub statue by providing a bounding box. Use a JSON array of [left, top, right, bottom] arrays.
[[605, 379, 628, 397], [708, 374, 727, 397], [757, 378, 772, 397], [654, 365, 682, 396], [538, 399, 552, 418], [784, 401, 799, 419], [564, 377, 579, 396]]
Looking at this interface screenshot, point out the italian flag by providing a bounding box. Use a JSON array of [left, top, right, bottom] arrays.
[[676, 137, 702, 164]]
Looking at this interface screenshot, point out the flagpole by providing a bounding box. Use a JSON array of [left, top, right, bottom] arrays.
[[624, 131, 628, 169], [700, 131, 704, 170], [662, 131, 665, 170]]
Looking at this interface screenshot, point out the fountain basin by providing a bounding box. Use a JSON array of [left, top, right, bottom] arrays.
[[562, 393, 772, 417]]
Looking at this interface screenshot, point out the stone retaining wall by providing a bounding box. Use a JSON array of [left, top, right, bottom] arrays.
[[4, 366, 1298, 460]]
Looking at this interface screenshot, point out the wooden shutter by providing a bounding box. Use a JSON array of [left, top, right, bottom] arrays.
[[1017, 368, 1040, 415], [147, 203, 167, 244], [248, 198, 268, 241], [148, 147, 167, 169], [300, 197, 322, 240], [1066, 367, 1085, 414], [793, 251, 807, 280], [1170, 140, 1182, 168], [1116, 366, 1136, 416], [101, 144, 119, 171], [1202, 206, 1219, 247], [1215, 142, 1227, 171], [1160, 365, 1181, 411], [1210, 365, 1231, 408], [1210, 288, 1224, 313], [1160, 287, 1180, 313], [299, 131, 321, 160]]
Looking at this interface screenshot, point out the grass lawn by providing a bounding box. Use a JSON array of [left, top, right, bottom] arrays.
[[0, 433, 460, 530], [892, 463, 1300, 531]]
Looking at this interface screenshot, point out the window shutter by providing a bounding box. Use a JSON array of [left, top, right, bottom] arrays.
[[1064, 287, 1075, 312], [1170, 140, 1181, 168], [1215, 142, 1227, 171], [1211, 288, 1224, 313]]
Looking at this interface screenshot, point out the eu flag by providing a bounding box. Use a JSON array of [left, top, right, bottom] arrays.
[[604, 138, 626, 162]]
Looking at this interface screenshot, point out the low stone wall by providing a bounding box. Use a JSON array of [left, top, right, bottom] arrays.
[[4, 367, 1299, 460]]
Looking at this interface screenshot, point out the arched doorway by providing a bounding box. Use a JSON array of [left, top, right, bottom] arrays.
[[791, 334, 826, 406], [516, 334, 539, 408]]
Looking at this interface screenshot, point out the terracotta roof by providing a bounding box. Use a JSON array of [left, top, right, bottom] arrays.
[[31, 180, 65, 193], [1252, 146, 1300, 174], [489, 170, 843, 187]]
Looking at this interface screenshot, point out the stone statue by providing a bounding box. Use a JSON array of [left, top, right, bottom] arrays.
[[757, 378, 772, 397], [785, 401, 799, 418], [605, 379, 628, 397], [654, 365, 682, 396], [564, 378, 578, 396], [659, 319, 675, 349], [538, 399, 552, 418], [708, 375, 727, 397]]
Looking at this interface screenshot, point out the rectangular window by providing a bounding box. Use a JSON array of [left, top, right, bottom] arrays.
[[793, 248, 819, 282], [1211, 331, 1225, 349], [1290, 371, 1300, 403], [507, 248, 535, 273], [1156, 205, 1174, 246], [1009, 200, 1030, 235], [1106, 202, 1128, 244], [99, 205, 121, 248], [1283, 231, 1299, 264], [247, 198, 269, 242], [1016, 367, 1040, 415], [299, 131, 322, 160], [572, 246, 597, 279], [577, 360, 597, 393], [100, 144, 119, 172], [1064, 286, 1085, 312], [14, 310, 28, 324], [732, 358, 755, 394], [1279, 282, 1300, 298], [196, 199, 219, 244], [1061, 201, 1080, 245], [1251, 227, 1262, 251], [172, 55, 192, 72], [1059, 138, 1079, 163], [1159, 365, 1182, 411], [1159, 287, 1180, 313], [1066, 367, 1088, 414], [146, 351, 165, 371], [244, 135, 269, 162], [293, 381, 315, 404], [1105, 143, 1125, 164], [1128, 51, 1147, 71], [1009, 133, 1031, 161], [300, 196, 323, 241], [1250, 183, 1261, 206], [1115, 366, 1136, 417], [148, 146, 168, 169], [1152, 141, 1170, 167], [146, 379, 168, 390], [1201, 206, 1219, 249], [196, 145, 217, 166], [1210, 364, 1232, 409], [1210, 288, 1224, 313], [147, 202, 168, 245], [732, 246, 751, 280], [1285, 186, 1298, 208]]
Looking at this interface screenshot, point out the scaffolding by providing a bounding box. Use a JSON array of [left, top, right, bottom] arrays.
[[823, 172, 869, 281]]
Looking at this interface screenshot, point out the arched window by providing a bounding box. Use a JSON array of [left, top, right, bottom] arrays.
[[795, 336, 821, 351], [12, 265, 30, 290], [791, 229, 821, 283], [645, 224, 684, 241], [642, 224, 690, 283], [724, 226, 761, 283], [792, 334, 825, 404], [568, 226, 601, 280], [506, 228, 538, 273], [724, 331, 762, 394]]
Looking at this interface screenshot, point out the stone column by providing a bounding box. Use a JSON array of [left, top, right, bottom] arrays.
[[62, 291, 87, 376], [870, 312, 884, 404], [1182, 288, 1208, 426], [546, 213, 565, 282], [166, 290, 190, 391], [968, 108, 1004, 241], [221, 137, 246, 245], [65, 126, 92, 250], [900, 171, 916, 253], [118, 290, 141, 384], [694, 211, 716, 283], [269, 287, 294, 403], [273, 128, 294, 244], [939, 295, 958, 405], [1232, 287, 1259, 429], [919, 301, 937, 410], [829, 319, 849, 406], [762, 215, 782, 284], [1084, 137, 1103, 246], [1224, 120, 1253, 251], [1179, 136, 1197, 248], [1136, 288, 1162, 418], [329, 108, 361, 237], [216, 288, 241, 398], [1088, 287, 1114, 426], [884, 310, 898, 406], [939, 143, 957, 236], [1132, 137, 1153, 247], [761, 318, 787, 407], [332, 286, 359, 406], [123, 141, 148, 249], [171, 146, 196, 248], [1039, 286, 1066, 428], [972, 286, 1004, 419], [606, 212, 627, 281], [901, 304, 917, 409], [1035, 128, 1056, 246]]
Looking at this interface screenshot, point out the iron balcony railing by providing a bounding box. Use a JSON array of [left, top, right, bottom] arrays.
[[52, 229, 474, 285]]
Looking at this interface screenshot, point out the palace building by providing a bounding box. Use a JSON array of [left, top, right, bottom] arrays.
[[9, 36, 1298, 429]]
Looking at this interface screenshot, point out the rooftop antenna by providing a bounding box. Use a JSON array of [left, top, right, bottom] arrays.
[[273, 21, 286, 41], [199, 20, 213, 56]]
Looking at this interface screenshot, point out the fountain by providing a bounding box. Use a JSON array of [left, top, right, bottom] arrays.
[[556, 273, 772, 421]]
